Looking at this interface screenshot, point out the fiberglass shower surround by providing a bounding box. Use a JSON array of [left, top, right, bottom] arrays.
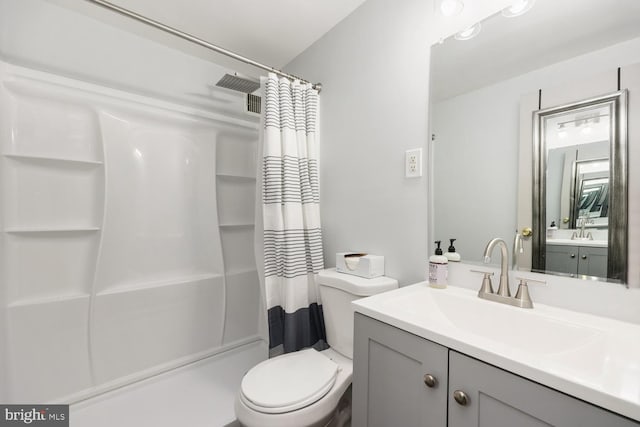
[[0, 59, 262, 403]]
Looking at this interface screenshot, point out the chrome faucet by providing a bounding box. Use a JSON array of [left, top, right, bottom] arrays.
[[571, 218, 593, 240], [483, 238, 510, 297], [470, 237, 545, 309]]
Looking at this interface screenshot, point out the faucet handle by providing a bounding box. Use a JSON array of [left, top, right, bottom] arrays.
[[514, 276, 546, 286], [471, 269, 494, 296], [513, 277, 546, 309]]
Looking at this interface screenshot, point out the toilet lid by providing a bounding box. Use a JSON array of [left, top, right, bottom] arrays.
[[240, 348, 339, 414]]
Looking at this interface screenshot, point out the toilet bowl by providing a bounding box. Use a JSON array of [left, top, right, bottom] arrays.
[[235, 269, 398, 427], [235, 348, 352, 427]]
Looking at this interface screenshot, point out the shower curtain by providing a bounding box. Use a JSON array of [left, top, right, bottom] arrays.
[[260, 73, 326, 356]]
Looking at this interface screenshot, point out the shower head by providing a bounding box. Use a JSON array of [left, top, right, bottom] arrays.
[[214, 73, 260, 94]]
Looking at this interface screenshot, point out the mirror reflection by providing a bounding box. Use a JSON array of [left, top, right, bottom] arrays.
[[545, 105, 610, 233], [429, 0, 640, 286], [532, 92, 627, 282]]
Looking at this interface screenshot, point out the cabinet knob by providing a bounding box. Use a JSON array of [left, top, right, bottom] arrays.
[[453, 390, 469, 406], [582, 255, 587, 260], [570, 254, 576, 258], [423, 374, 437, 388], [521, 227, 532, 237]]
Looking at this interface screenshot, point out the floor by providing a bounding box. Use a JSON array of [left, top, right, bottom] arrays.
[[70, 341, 266, 427]]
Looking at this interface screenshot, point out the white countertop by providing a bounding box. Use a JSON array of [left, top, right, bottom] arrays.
[[352, 283, 640, 421], [547, 238, 608, 248]]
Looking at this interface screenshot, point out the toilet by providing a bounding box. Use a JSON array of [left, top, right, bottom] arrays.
[[235, 268, 398, 427]]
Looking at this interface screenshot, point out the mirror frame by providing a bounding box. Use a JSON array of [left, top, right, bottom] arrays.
[[532, 90, 628, 283]]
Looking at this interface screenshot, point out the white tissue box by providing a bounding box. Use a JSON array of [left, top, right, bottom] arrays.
[[336, 253, 384, 278]]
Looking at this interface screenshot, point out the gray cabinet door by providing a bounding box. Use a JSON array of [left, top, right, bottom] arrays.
[[577, 246, 607, 277], [352, 313, 448, 427], [448, 351, 639, 427], [546, 244, 579, 275]]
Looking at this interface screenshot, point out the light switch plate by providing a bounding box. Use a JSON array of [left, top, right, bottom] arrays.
[[405, 148, 422, 178]]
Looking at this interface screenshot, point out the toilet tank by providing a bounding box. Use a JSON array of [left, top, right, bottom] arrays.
[[317, 269, 398, 359]]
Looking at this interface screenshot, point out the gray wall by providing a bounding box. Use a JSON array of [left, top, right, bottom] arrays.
[[285, 0, 432, 285]]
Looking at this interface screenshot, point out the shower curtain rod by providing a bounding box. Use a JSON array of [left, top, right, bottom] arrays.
[[84, 0, 322, 92]]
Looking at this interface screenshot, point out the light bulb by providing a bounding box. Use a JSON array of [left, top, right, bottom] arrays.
[[454, 23, 481, 41], [502, 0, 535, 18], [509, 0, 528, 14]]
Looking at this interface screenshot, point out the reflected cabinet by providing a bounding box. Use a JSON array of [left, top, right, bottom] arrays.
[[546, 244, 607, 278], [352, 313, 639, 427]]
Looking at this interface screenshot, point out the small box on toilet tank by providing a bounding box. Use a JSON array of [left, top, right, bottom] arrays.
[[335, 253, 384, 278]]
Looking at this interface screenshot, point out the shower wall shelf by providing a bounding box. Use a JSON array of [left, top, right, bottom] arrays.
[[219, 223, 255, 229], [8, 293, 90, 309], [97, 272, 225, 296], [3, 153, 103, 165], [220, 215, 257, 272], [226, 267, 259, 277], [5, 227, 100, 233], [216, 173, 256, 181]]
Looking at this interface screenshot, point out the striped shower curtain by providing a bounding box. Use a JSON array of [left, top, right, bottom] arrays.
[[261, 73, 326, 356]]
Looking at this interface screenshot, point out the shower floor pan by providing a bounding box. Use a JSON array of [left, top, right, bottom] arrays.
[[70, 340, 265, 427]]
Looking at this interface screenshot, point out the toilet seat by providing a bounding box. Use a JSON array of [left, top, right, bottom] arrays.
[[240, 349, 339, 414]]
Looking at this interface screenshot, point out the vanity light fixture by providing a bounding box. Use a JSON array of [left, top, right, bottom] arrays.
[[454, 23, 481, 41], [501, 0, 536, 18], [557, 113, 608, 128], [440, 0, 464, 17]]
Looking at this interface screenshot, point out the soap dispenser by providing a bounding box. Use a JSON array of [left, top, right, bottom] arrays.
[[429, 241, 448, 289], [445, 238, 461, 262]]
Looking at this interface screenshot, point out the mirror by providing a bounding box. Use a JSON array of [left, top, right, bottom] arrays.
[[532, 91, 627, 283], [430, 0, 640, 286]]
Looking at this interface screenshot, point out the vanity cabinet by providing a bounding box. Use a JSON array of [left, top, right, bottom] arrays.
[[352, 312, 448, 427], [353, 313, 639, 427], [448, 350, 637, 427], [545, 244, 607, 278]]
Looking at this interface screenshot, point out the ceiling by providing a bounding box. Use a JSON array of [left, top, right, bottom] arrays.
[[56, 0, 367, 77], [431, 0, 640, 101]]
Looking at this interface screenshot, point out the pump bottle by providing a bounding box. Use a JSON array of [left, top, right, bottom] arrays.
[[429, 241, 448, 289], [445, 238, 461, 262]]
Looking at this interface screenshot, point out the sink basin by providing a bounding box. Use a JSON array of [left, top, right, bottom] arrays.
[[377, 285, 603, 356], [431, 289, 602, 355]]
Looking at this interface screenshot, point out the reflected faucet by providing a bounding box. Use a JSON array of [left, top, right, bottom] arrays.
[[571, 218, 593, 240], [512, 232, 524, 270], [483, 238, 510, 297]]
